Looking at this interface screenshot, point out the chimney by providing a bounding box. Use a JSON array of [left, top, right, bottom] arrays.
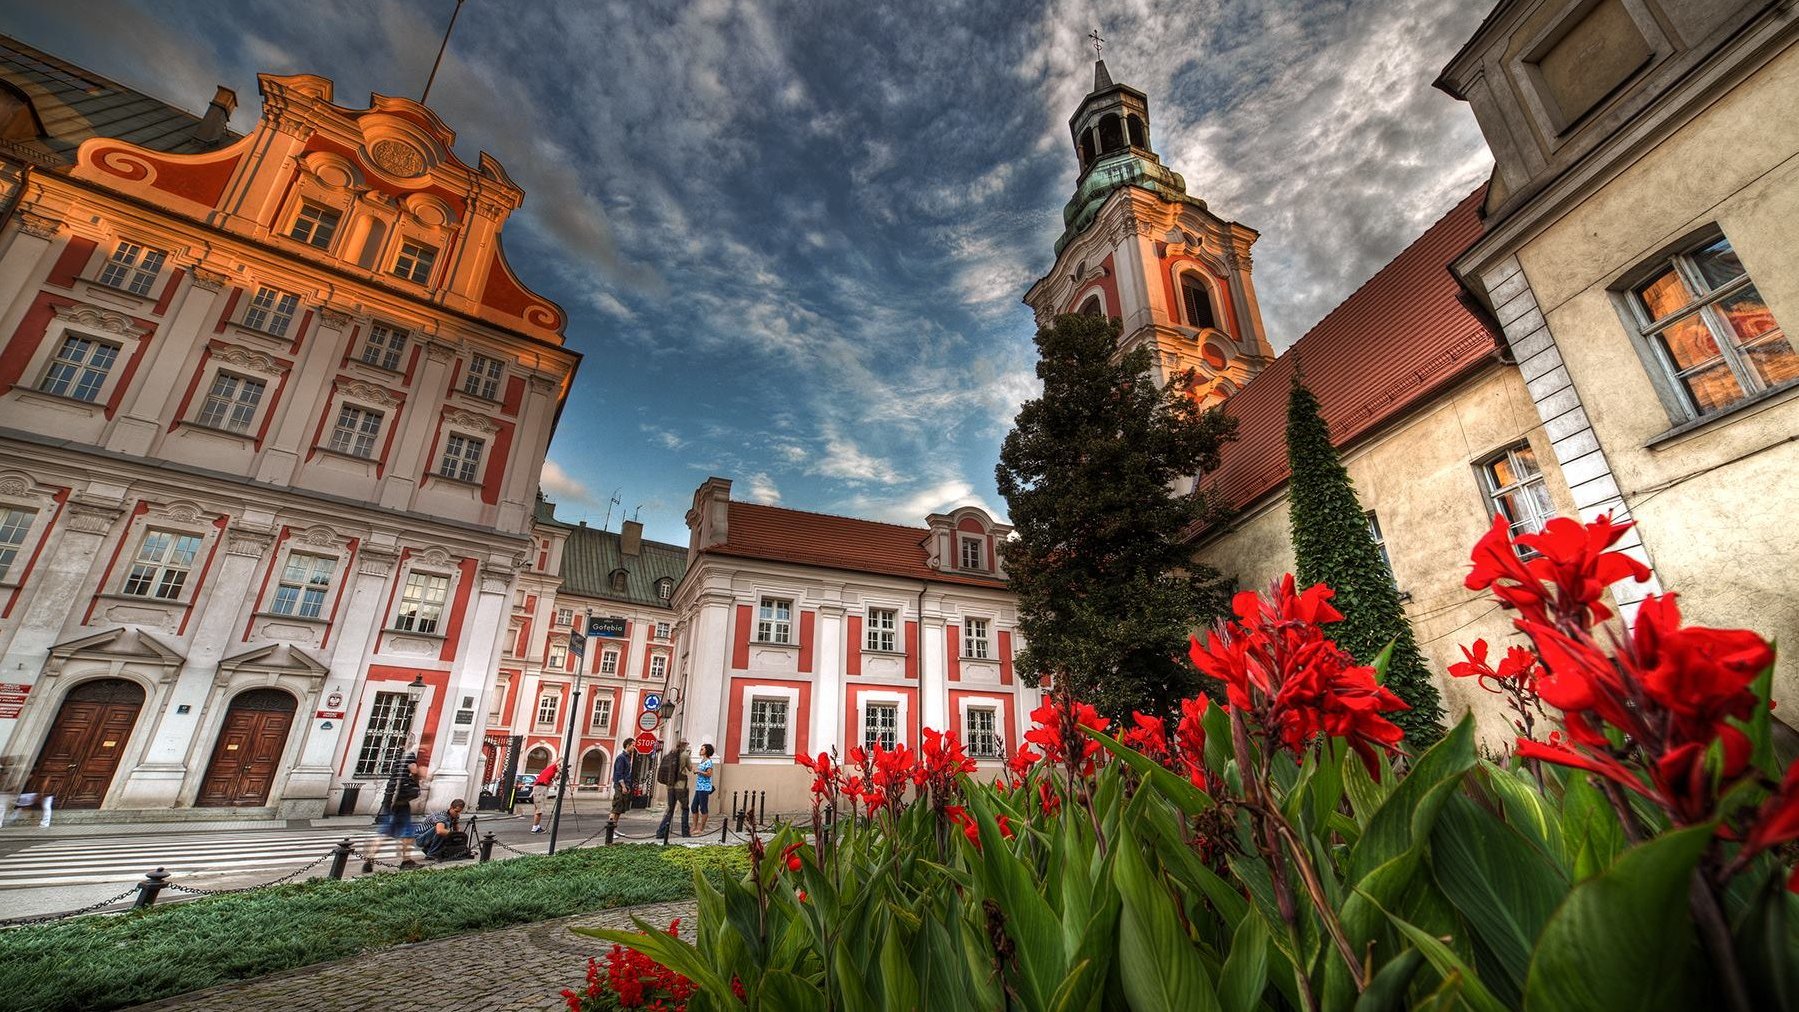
[[620, 520, 643, 558], [194, 86, 237, 144]]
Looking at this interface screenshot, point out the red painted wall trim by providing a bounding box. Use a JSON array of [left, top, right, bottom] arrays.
[[479, 419, 513, 506], [947, 624, 961, 682], [903, 621, 918, 680], [845, 615, 862, 676], [167, 345, 213, 432], [999, 631, 1014, 686], [151, 268, 185, 317], [242, 525, 290, 640], [372, 547, 412, 653], [319, 537, 358, 651], [100, 313, 159, 420], [82, 500, 150, 624], [501, 374, 524, 416], [437, 558, 478, 662], [798, 610, 816, 673], [364, 665, 449, 756], [2, 486, 67, 619], [213, 287, 243, 334], [731, 604, 751, 669], [724, 676, 811, 763], [845, 683, 919, 752], [0, 293, 66, 395], [949, 689, 1019, 755], [46, 237, 96, 288], [176, 515, 231, 635]]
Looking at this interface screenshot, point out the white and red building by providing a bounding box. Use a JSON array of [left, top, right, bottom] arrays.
[[0, 37, 579, 818], [667, 477, 1040, 813]]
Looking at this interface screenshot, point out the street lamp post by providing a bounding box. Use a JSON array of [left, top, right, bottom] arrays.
[[403, 673, 427, 761], [547, 612, 587, 855]]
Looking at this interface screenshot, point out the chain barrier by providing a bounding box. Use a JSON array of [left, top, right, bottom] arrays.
[[163, 853, 335, 897], [487, 836, 543, 857], [0, 885, 140, 929], [348, 845, 410, 870]]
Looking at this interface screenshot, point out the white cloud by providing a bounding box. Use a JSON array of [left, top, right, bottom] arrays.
[[745, 472, 782, 505], [811, 434, 901, 486], [540, 459, 593, 504], [840, 479, 997, 526]]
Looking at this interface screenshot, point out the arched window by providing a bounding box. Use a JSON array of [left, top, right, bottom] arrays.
[[1126, 114, 1147, 149], [1078, 133, 1095, 169], [1078, 295, 1104, 318], [1181, 275, 1218, 330], [655, 577, 674, 601], [609, 568, 629, 593], [1098, 114, 1124, 154], [0, 83, 43, 142]]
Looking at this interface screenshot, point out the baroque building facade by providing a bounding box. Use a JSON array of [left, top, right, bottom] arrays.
[[0, 36, 579, 818]]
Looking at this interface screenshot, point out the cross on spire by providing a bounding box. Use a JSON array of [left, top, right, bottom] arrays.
[[1088, 28, 1105, 59]]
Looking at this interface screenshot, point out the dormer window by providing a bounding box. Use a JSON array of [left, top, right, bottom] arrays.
[[655, 577, 674, 601], [393, 240, 437, 285], [1181, 275, 1217, 331], [959, 534, 984, 571], [289, 203, 341, 250], [97, 241, 165, 296], [609, 568, 629, 593]]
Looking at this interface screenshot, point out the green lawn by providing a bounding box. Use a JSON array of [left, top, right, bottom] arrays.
[[0, 844, 744, 1012]]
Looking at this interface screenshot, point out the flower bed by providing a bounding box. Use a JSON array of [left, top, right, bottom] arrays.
[[578, 514, 1798, 1011]]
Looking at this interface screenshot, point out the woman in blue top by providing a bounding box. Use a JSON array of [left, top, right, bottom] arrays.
[[690, 743, 715, 835]]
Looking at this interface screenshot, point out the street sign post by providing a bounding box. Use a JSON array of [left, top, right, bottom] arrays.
[[634, 731, 657, 754], [588, 616, 628, 638], [569, 630, 585, 658], [643, 693, 661, 711]]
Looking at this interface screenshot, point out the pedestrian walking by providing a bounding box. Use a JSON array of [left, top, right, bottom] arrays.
[[363, 749, 425, 872], [3, 790, 52, 828], [607, 740, 635, 831], [528, 761, 560, 833], [655, 737, 691, 841], [690, 743, 715, 835]]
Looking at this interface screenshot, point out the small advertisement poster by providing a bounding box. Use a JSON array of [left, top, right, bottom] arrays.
[[0, 682, 30, 720]]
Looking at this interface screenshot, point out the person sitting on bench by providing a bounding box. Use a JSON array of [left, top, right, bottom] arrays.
[[415, 798, 470, 860]]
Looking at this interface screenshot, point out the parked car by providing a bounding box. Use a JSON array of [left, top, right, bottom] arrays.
[[512, 773, 536, 805]]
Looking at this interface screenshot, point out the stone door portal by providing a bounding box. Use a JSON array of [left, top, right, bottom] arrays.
[[196, 688, 297, 807], [24, 678, 146, 808]]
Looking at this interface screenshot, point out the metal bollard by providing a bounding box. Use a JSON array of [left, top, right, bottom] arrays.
[[719, 817, 727, 843], [605, 822, 615, 846], [327, 838, 352, 880], [734, 794, 746, 833], [758, 791, 767, 828], [479, 832, 496, 863], [134, 867, 170, 909]]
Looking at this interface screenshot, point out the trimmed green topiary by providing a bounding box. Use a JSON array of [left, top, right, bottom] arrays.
[[1285, 373, 1444, 746]]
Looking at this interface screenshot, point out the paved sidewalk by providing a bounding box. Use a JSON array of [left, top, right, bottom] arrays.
[[124, 898, 700, 1012]]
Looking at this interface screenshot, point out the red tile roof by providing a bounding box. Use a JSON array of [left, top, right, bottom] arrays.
[[707, 501, 1009, 588], [1199, 186, 1497, 518]]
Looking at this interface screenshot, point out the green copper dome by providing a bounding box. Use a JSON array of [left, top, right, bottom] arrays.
[[1053, 150, 1196, 255]]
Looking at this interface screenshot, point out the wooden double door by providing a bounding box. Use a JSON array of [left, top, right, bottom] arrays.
[[25, 679, 146, 808], [196, 689, 298, 807]]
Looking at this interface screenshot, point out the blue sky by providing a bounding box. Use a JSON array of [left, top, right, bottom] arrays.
[[4, 0, 1494, 545]]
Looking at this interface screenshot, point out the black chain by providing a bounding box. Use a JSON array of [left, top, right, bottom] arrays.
[[348, 845, 409, 869], [488, 837, 542, 856], [164, 853, 335, 896], [0, 885, 140, 929]]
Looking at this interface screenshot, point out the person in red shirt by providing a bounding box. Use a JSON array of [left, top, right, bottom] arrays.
[[528, 762, 559, 833]]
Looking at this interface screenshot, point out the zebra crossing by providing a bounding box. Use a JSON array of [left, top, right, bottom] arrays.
[[0, 829, 380, 888]]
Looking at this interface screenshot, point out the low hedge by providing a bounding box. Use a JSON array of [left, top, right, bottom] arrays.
[[0, 843, 744, 1012]]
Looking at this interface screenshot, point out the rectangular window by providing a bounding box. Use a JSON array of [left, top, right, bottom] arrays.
[[269, 552, 335, 618], [535, 690, 559, 728], [121, 529, 203, 600], [327, 404, 383, 459], [547, 642, 568, 668], [39, 334, 120, 403], [865, 607, 897, 652], [488, 678, 508, 722], [963, 618, 990, 660], [463, 353, 503, 400], [288, 203, 341, 250], [1627, 235, 1797, 417], [599, 648, 619, 675], [195, 373, 266, 433], [353, 691, 417, 778], [242, 286, 301, 337], [393, 570, 450, 634], [654, 621, 671, 641], [863, 702, 898, 750], [756, 597, 793, 644], [361, 324, 408, 371], [555, 608, 573, 627], [747, 698, 789, 754], [591, 697, 613, 732], [393, 241, 438, 285], [966, 708, 1000, 759], [0, 507, 35, 583], [1480, 443, 1553, 543], [96, 240, 165, 296], [959, 535, 984, 570], [437, 433, 484, 482], [649, 654, 667, 680], [1365, 510, 1395, 581]]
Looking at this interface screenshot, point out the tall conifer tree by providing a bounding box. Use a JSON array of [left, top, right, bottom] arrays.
[[997, 313, 1237, 719], [1285, 374, 1444, 746]]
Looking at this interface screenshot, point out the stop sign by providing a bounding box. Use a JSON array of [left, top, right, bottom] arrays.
[[634, 731, 658, 755]]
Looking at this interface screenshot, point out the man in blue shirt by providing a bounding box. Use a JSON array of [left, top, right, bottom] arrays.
[[607, 740, 634, 830]]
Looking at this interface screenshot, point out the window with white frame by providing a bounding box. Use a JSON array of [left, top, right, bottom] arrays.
[[392, 240, 438, 285], [488, 677, 508, 722], [747, 697, 789, 754], [555, 608, 573, 627], [649, 654, 668, 680], [963, 618, 991, 660], [864, 702, 898, 750], [326, 404, 383, 459], [361, 323, 408, 371], [1479, 443, 1553, 543], [194, 373, 266, 433], [121, 529, 203, 600], [656, 577, 674, 601], [591, 697, 613, 732], [756, 597, 793, 644], [535, 689, 559, 728], [38, 334, 120, 402], [599, 648, 619, 675], [959, 535, 984, 571], [353, 691, 417, 777], [1365, 511, 1394, 581], [269, 552, 335, 618], [966, 707, 1000, 759], [866, 608, 897, 652], [1624, 234, 1797, 419], [654, 621, 671, 641], [463, 354, 503, 400], [0, 507, 36, 583], [437, 433, 484, 482], [547, 640, 568, 668], [242, 286, 300, 337], [393, 570, 450, 634], [96, 240, 166, 296], [288, 203, 341, 250]]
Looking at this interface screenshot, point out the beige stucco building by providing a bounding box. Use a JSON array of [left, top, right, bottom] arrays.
[[1440, 0, 1799, 711]]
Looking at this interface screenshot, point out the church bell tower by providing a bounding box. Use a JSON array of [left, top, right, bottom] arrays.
[[1023, 56, 1274, 402]]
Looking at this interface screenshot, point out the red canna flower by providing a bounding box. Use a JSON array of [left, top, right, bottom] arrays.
[[997, 813, 1015, 840], [1123, 712, 1169, 759], [1466, 512, 1651, 631], [1024, 696, 1110, 776], [780, 842, 804, 873], [1038, 779, 1061, 816]]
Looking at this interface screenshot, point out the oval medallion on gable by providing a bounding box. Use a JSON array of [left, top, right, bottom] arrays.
[[369, 139, 426, 178]]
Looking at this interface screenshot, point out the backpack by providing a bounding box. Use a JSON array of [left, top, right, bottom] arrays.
[[392, 762, 420, 803], [656, 750, 681, 786]]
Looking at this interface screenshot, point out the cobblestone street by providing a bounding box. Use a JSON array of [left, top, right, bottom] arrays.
[[124, 899, 699, 1012]]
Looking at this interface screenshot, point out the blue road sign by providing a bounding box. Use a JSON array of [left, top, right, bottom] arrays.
[[569, 631, 585, 657], [643, 693, 662, 711]]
